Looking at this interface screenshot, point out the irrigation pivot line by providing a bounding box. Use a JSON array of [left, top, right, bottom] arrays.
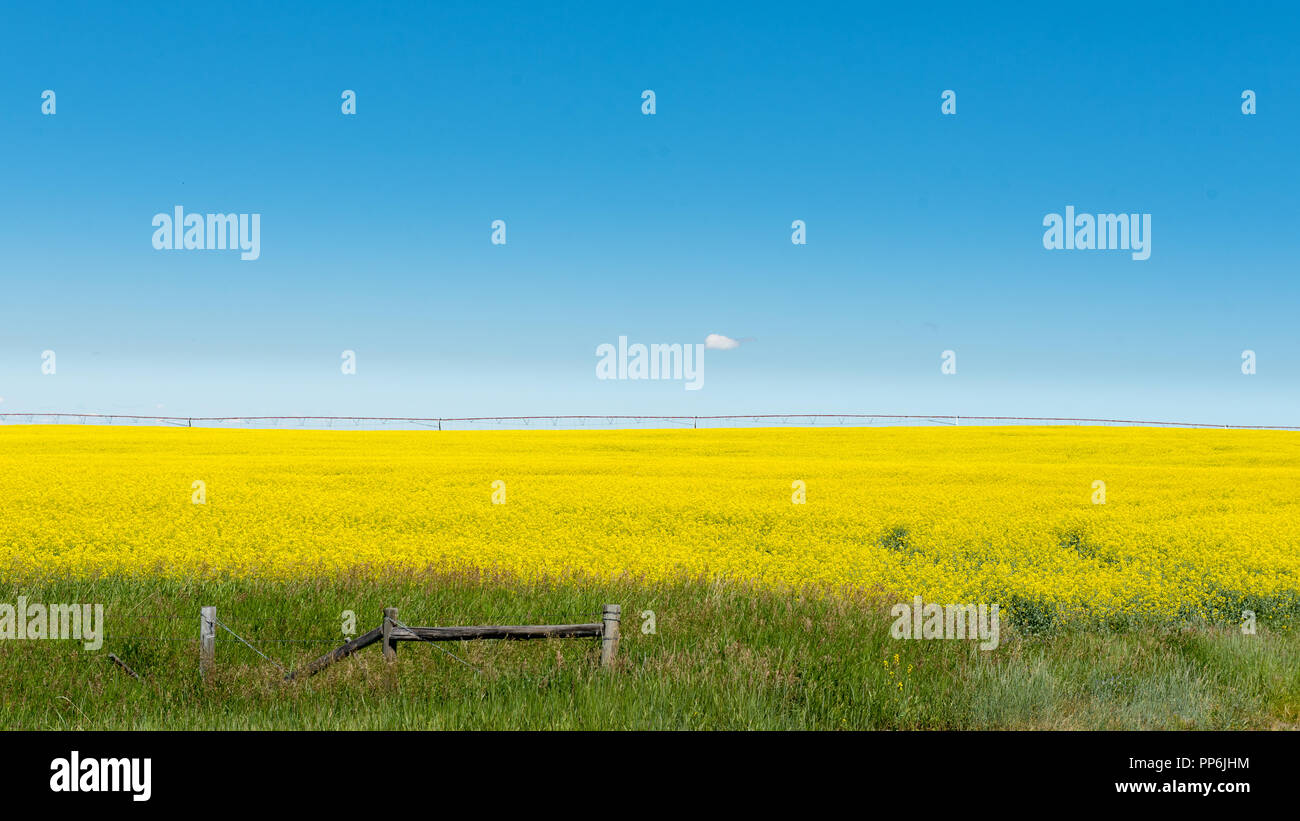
[[1, 413, 1296, 430]]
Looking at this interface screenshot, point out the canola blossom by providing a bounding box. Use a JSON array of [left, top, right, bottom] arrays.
[[2, 425, 1297, 625]]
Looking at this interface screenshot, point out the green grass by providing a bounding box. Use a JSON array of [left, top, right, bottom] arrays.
[[2, 572, 1297, 730]]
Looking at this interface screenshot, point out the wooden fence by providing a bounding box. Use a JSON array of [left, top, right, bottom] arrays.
[[197, 604, 621, 681]]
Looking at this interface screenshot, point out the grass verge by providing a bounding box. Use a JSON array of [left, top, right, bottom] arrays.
[[2, 571, 1297, 730]]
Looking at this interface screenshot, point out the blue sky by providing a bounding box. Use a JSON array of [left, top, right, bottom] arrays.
[[1, 1, 1297, 424]]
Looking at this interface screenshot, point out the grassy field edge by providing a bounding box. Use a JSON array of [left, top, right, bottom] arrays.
[[2, 571, 1297, 730]]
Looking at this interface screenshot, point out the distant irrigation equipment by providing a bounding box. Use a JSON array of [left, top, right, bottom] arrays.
[[0, 412, 1296, 431]]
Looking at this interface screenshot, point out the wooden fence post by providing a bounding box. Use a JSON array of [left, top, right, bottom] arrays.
[[600, 604, 620, 667], [382, 606, 399, 662], [200, 606, 216, 681]]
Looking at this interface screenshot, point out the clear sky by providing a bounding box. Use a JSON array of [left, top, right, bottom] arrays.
[[1, 1, 1296, 424]]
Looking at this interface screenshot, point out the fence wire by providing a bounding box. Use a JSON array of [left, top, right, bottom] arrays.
[[214, 618, 290, 675], [386, 614, 482, 674], [104, 608, 603, 677]]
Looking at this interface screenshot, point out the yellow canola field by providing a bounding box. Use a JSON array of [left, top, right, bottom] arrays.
[[1, 425, 1297, 622]]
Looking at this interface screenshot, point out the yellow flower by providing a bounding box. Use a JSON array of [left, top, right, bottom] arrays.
[[1, 424, 1294, 629]]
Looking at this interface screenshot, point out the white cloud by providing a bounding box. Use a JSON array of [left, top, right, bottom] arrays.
[[705, 333, 741, 350]]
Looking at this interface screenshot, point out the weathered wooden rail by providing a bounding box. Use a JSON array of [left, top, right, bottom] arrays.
[[197, 604, 621, 681]]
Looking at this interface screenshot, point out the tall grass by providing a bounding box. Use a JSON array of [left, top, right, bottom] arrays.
[[1, 572, 1296, 730]]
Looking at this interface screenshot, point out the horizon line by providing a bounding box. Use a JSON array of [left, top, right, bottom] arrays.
[[0, 412, 1296, 432]]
